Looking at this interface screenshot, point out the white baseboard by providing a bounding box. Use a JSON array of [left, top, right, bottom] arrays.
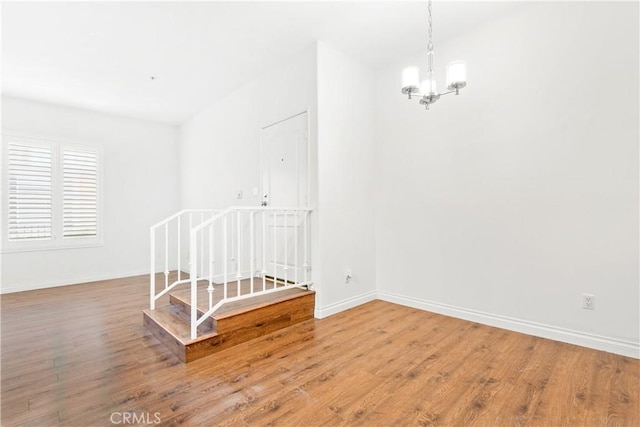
[[0, 269, 149, 294], [315, 290, 377, 319], [377, 290, 640, 359]]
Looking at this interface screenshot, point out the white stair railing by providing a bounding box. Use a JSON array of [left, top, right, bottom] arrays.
[[149, 206, 313, 340], [149, 209, 220, 310], [189, 206, 312, 339]]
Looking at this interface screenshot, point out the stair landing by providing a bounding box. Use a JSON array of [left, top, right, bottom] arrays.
[[144, 278, 315, 362]]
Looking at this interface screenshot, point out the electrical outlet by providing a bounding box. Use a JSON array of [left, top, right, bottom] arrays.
[[582, 294, 595, 310], [345, 269, 352, 284]]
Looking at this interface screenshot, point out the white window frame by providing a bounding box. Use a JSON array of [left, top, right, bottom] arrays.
[[1, 133, 104, 253]]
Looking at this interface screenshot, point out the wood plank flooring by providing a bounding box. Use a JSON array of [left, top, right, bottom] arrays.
[[2, 275, 639, 426]]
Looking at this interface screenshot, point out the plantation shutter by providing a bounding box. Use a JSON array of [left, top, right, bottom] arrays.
[[7, 143, 54, 241], [63, 149, 98, 238]]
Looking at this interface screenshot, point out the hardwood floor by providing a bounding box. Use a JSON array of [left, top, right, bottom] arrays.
[[1, 275, 638, 426]]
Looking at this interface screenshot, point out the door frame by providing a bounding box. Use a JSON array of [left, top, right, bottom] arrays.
[[259, 109, 311, 208]]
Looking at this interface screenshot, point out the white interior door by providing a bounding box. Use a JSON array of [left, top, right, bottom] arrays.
[[261, 112, 308, 208], [260, 112, 308, 283]]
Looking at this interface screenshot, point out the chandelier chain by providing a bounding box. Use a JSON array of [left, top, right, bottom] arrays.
[[427, 0, 434, 76]]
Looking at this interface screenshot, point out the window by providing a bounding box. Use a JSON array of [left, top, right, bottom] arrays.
[[62, 149, 99, 238], [2, 134, 102, 251], [8, 143, 53, 241]]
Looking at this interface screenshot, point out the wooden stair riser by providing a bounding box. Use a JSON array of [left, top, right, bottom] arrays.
[[143, 311, 187, 362], [168, 294, 215, 331], [186, 292, 316, 361]]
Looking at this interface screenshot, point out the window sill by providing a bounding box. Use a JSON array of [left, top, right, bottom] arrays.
[[1, 239, 104, 254]]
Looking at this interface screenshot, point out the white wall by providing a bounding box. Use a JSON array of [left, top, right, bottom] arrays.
[[1, 96, 180, 292], [315, 42, 377, 316], [180, 44, 318, 209], [375, 2, 639, 357], [179, 82, 261, 210]]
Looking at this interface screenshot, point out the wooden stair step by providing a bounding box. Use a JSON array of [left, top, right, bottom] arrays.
[[144, 305, 214, 340], [166, 295, 214, 330], [142, 306, 218, 363], [170, 284, 313, 320], [168, 277, 292, 313]]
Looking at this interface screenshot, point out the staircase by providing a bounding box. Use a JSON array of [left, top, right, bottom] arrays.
[[144, 207, 314, 362], [144, 277, 315, 362]]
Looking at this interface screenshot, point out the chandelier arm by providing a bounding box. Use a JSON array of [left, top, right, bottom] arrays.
[[409, 89, 460, 101], [408, 88, 458, 101]]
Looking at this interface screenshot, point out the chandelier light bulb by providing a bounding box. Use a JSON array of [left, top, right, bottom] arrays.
[[401, 66, 420, 94], [446, 60, 467, 91]]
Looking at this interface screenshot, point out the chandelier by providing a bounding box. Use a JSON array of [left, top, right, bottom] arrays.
[[401, 0, 467, 110]]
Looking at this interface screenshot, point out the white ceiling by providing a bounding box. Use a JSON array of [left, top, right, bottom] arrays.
[[2, 1, 519, 125]]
